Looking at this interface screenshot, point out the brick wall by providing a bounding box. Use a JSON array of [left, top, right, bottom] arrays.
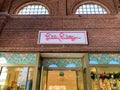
[[0, 13, 8, 34], [0, 0, 120, 52], [0, 14, 120, 52]]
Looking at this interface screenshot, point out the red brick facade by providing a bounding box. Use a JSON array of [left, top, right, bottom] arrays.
[[0, 0, 120, 52]]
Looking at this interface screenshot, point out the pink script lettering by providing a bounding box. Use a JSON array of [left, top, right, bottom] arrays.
[[45, 32, 81, 41]]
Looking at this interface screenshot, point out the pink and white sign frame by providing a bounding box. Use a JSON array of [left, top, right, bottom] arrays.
[[38, 31, 88, 44]]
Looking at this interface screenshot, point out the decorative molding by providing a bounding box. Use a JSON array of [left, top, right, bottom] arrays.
[[0, 53, 37, 64], [89, 54, 120, 64], [43, 58, 82, 68]]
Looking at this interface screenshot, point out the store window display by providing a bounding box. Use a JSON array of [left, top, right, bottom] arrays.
[[0, 67, 34, 90], [0, 53, 38, 90], [90, 67, 120, 90], [89, 54, 120, 90]]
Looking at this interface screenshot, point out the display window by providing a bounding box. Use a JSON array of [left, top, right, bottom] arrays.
[[0, 67, 34, 90], [90, 67, 120, 90], [0, 52, 38, 90], [89, 54, 120, 90]]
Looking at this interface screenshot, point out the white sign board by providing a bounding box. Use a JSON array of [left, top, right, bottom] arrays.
[[38, 31, 88, 44]]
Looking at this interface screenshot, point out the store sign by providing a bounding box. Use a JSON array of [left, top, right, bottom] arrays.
[[38, 31, 88, 44]]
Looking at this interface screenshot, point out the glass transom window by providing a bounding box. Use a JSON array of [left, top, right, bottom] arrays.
[[18, 4, 49, 15], [75, 3, 108, 14]]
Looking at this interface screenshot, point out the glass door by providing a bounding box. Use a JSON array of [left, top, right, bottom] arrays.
[[41, 68, 84, 90]]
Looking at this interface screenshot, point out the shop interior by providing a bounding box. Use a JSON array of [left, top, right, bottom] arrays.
[[90, 66, 120, 90], [0, 67, 34, 90]]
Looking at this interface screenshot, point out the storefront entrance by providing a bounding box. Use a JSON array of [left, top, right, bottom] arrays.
[[1, 53, 120, 90], [41, 68, 84, 90], [40, 53, 88, 90]]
